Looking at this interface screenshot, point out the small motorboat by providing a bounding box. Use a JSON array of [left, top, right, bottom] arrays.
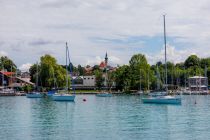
[[142, 95, 181, 104], [52, 94, 75, 101], [96, 92, 112, 97], [26, 92, 43, 98]]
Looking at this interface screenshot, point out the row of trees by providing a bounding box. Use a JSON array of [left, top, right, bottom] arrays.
[[113, 54, 210, 92], [1, 53, 210, 92]]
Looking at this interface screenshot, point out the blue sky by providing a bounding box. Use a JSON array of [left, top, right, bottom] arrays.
[[0, 0, 210, 71]]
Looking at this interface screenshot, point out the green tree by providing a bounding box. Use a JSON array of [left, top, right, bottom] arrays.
[[29, 54, 67, 89], [0, 56, 16, 72], [78, 64, 84, 75], [129, 54, 154, 91], [94, 69, 103, 89], [114, 65, 131, 92], [184, 55, 200, 68]]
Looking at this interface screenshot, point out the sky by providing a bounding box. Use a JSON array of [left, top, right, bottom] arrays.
[[0, 0, 210, 71]]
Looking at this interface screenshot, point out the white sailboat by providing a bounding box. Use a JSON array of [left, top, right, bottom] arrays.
[[96, 52, 112, 97], [142, 15, 181, 104], [26, 62, 43, 98], [52, 42, 75, 101]]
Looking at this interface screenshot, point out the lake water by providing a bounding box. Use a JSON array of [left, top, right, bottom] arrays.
[[0, 95, 210, 140]]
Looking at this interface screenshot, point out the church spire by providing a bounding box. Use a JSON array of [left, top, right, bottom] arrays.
[[105, 52, 108, 65]]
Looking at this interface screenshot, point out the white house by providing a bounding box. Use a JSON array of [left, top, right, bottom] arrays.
[[188, 76, 208, 92], [71, 75, 96, 88]]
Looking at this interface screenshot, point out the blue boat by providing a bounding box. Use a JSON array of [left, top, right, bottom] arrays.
[[52, 94, 75, 101], [142, 15, 181, 105], [26, 92, 43, 98], [96, 92, 112, 97], [47, 90, 56, 97], [52, 42, 75, 102], [142, 96, 181, 104]]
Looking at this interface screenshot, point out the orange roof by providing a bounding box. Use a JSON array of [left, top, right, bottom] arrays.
[[99, 61, 107, 68], [0, 71, 15, 76]]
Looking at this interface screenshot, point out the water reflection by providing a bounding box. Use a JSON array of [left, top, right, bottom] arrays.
[[0, 95, 210, 139]]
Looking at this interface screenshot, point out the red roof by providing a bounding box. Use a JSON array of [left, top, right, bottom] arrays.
[[99, 61, 107, 68], [0, 71, 15, 76]]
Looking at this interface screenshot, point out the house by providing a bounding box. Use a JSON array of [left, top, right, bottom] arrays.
[[188, 76, 208, 91], [71, 75, 96, 89], [0, 71, 15, 87], [0, 71, 34, 88]]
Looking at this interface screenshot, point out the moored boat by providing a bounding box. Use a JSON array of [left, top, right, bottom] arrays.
[[142, 15, 182, 105], [52, 42, 75, 102], [142, 96, 181, 104], [96, 92, 112, 97], [26, 92, 43, 98], [52, 94, 75, 101]]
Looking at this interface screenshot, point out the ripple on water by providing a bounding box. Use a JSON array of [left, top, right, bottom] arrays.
[[0, 95, 210, 140]]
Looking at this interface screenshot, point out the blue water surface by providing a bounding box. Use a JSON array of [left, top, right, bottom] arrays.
[[0, 95, 210, 140]]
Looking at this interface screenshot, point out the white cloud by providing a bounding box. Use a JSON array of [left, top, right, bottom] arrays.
[[19, 63, 32, 72], [147, 44, 192, 64], [0, 0, 210, 67], [0, 51, 8, 57]]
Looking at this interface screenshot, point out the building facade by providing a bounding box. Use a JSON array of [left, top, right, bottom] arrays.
[[71, 75, 96, 89], [188, 76, 208, 91]]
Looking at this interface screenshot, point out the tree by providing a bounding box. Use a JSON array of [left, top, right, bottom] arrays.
[[94, 69, 103, 89], [184, 55, 200, 68], [114, 65, 131, 92], [29, 54, 67, 89], [129, 54, 153, 91], [0, 56, 17, 72], [200, 58, 210, 68], [29, 63, 39, 84], [78, 64, 84, 75]]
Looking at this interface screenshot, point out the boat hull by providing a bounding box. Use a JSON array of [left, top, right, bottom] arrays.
[[52, 94, 75, 101], [47, 90, 56, 97], [26, 93, 43, 98], [96, 93, 112, 97], [142, 97, 181, 104]]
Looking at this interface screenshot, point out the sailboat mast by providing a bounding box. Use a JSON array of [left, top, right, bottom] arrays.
[[66, 42, 68, 92], [163, 15, 168, 92], [36, 62, 38, 90], [1, 58, 4, 89]]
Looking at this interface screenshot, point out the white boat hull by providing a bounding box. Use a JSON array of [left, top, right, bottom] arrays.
[[26, 93, 43, 98], [52, 94, 75, 101], [96, 93, 112, 97], [142, 96, 181, 104]]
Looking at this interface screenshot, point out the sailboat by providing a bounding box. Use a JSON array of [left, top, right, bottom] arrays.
[[52, 42, 75, 101], [142, 15, 181, 104], [26, 62, 43, 98], [96, 52, 112, 97]]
